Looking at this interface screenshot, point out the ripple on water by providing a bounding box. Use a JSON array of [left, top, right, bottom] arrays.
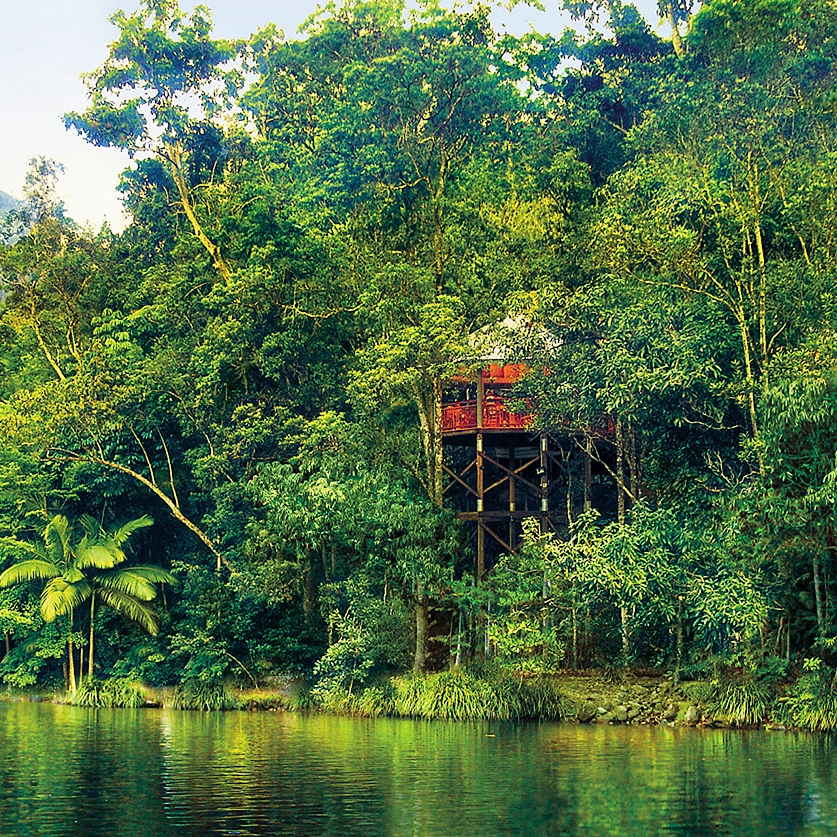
[[0, 704, 835, 836]]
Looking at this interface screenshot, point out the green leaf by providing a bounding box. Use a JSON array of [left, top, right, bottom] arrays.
[[0, 560, 61, 587]]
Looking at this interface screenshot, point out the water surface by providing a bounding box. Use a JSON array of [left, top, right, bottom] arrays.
[[0, 702, 834, 835]]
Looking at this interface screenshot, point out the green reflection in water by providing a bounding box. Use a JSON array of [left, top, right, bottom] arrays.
[[0, 703, 834, 835]]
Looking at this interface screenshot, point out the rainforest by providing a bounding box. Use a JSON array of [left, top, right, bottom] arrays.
[[1, 0, 837, 730]]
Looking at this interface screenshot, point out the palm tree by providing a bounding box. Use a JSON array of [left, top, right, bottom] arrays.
[[0, 513, 174, 691]]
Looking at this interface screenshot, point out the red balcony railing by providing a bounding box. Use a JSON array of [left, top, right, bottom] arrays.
[[442, 397, 533, 432]]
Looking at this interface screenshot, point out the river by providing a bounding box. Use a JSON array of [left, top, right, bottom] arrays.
[[0, 702, 834, 835]]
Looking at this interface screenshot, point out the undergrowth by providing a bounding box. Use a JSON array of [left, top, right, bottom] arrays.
[[171, 680, 234, 711], [710, 680, 773, 726], [73, 677, 145, 709], [312, 668, 570, 721], [779, 660, 837, 731]]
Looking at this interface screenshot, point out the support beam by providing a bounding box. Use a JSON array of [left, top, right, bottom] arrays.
[[477, 432, 485, 580], [442, 463, 479, 498], [480, 521, 514, 555], [480, 450, 544, 496]]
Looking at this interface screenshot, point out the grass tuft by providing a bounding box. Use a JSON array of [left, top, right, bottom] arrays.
[[710, 680, 772, 726], [171, 680, 234, 711], [73, 677, 145, 709], [518, 677, 569, 720]]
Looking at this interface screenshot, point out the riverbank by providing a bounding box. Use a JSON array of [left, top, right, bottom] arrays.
[[306, 671, 782, 729], [5, 669, 829, 731]]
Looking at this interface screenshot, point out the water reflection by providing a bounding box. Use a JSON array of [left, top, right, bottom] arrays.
[[0, 703, 834, 835]]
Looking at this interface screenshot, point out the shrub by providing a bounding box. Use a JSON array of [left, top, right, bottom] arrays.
[[420, 670, 497, 720], [518, 677, 569, 720], [393, 668, 538, 721], [710, 679, 772, 726], [779, 659, 837, 731], [310, 681, 353, 714], [680, 680, 719, 705], [171, 680, 234, 711], [284, 685, 316, 712], [352, 683, 396, 717], [238, 692, 284, 711], [392, 674, 425, 717], [73, 677, 144, 708], [305, 668, 569, 721]]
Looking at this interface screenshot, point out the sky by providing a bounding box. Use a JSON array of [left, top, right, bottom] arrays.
[[0, 0, 667, 232]]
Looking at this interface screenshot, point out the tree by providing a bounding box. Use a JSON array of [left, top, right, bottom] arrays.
[[589, 0, 837, 469], [245, 1, 530, 510], [552, 0, 697, 56], [0, 158, 106, 384], [65, 0, 240, 284], [246, 411, 457, 675], [0, 513, 173, 689]]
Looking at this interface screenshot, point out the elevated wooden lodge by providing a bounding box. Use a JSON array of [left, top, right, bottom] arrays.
[[442, 363, 618, 577]]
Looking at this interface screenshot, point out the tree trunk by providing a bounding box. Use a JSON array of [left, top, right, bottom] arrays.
[[303, 552, 315, 622], [620, 606, 630, 668], [786, 611, 791, 667], [674, 595, 684, 686], [67, 452, 226, 571], [572, 599, 579, 669], [814, 553, 826, 641], [584, 437, 592, 513], [413, 595, 429, 673], [616, 419, 626, 525], [454, 609, 463, 668], [67, 614, 76, 695], [167, 146, 233, 286], [88, 595, 96, 680], [629, 425, 638, 502], [414, 379, 444, 507], [736, 310, 764, 472], [430, 379, 444, 507], [664, 2, 686, 58]]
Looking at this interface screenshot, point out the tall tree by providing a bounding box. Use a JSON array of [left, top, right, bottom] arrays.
[[590, 0, 837, 467], [65, 0, 240, 284], [246, 1, 530, 507]]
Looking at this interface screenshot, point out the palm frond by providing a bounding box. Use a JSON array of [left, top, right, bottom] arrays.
[[41, 578, 91, 621], [76, 540, 122, 570], [96, 569, 157, 602], [64, 565, 85, 583], [0, 560, 61, 587], [110, 515, 154, 547], [122, 565, 176, 586], [43, 516, 71, 564], [96, 587, 160, 634], [78, 514, 103, 538]]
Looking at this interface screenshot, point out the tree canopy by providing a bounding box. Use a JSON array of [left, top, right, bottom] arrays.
[[1, 0, 837, 707]]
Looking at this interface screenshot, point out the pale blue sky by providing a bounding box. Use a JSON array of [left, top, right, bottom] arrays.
[[0, 1, 667, 230]]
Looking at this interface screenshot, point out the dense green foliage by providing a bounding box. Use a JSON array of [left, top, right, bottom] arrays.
[[2, 0, 837, 726]]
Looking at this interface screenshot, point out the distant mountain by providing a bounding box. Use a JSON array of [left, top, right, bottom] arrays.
[[0, 191, 20, 215]]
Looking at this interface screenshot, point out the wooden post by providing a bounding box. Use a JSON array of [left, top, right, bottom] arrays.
[[477, 370, 484, 430], [476, 432, 485, 580]]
